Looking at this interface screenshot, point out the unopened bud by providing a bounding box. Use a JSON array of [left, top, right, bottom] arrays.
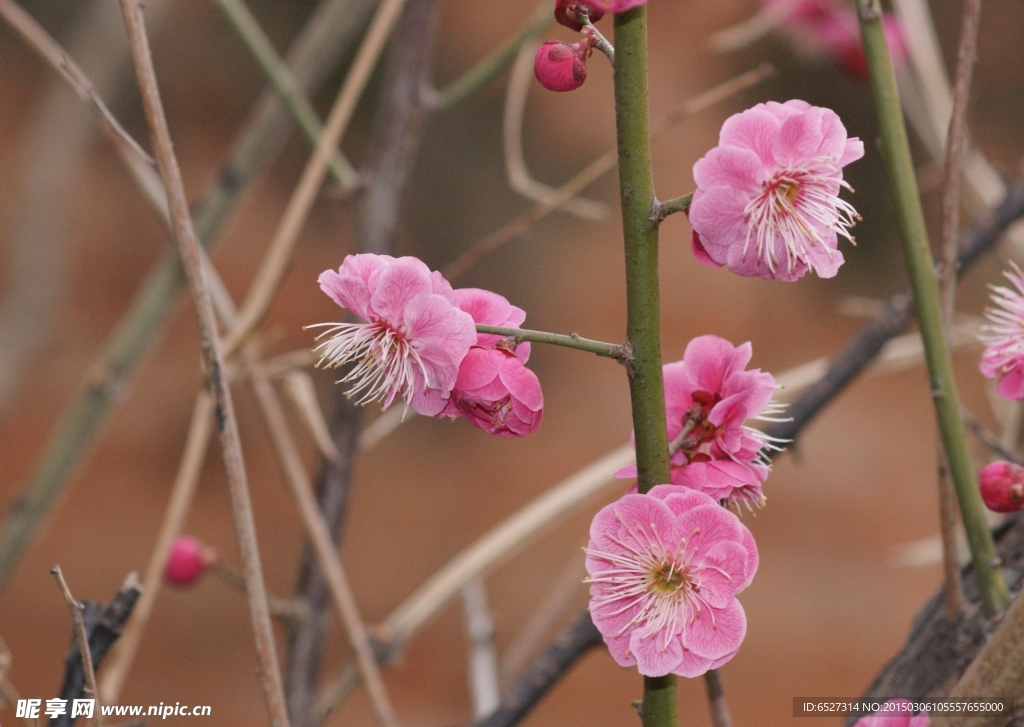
[[979, 461, 1024, 513], [534, 39, 590, 93], [164, 535, 217, 587]]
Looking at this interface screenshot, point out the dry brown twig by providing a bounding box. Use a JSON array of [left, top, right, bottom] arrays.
[[51, 566, 102, 727], [933, 0, 983, 618], [115, 1, 290, 724]]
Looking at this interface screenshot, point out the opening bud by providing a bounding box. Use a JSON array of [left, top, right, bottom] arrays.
[[534, 39, 591, 93]]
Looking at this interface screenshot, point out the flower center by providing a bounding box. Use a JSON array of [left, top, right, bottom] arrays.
[[742, 157, 860, 274], [309, 319, 430, 410], [648, 562, 691, 595]]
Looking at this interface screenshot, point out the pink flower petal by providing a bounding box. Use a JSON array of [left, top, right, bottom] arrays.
[[684, 599, 746, 661]]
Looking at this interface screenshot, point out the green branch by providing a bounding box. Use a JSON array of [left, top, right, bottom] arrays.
[[613, 6, 675, 726], [475, 324, 630, 363], [652, 191, 693, 224], [856, 0, 1008, 614]]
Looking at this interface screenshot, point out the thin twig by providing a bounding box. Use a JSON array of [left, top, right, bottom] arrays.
[[99, 392, 215, 703], [116, 2, 290, 723], [214, 0, 358, 189], [703, 670, 731, 727], [939, 0, 982, 321], [442, 64, 773, 281], [934, 0, 981, 619], [221, 0, 411, 354], [475, 325, 629, 362], [963, 408, 1024, 466], [936, 450, 967, 614], [461, 579, 501, 720], [651, 192, 692, 225], [51, 566, 101, 727], [503, 28, 607, 220]]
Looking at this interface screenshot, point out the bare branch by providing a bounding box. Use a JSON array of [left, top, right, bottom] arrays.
[[50, 566, 102, 727], [116, 2, 289, 723]]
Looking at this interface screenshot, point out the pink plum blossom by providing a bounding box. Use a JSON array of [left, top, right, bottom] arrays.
[[586, 485, 758, 677], [617, 335, 783, 508], [534, 40, 589, 92], [689, 99, 864, 281], [851, 700, 930, 727], [312, 255, 476, 416], [979, 461, 1024, 513], [445, 289, 543, 437], [979, 264, 1024, 400], [164, 535, 216, 587]]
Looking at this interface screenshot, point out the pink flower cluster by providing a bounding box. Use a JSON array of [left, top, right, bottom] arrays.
[[313, 254, 542, 437], [617, 335, 783, 508], [979, 264, 1024, 400], [763, 0, 908, 79], [690, 100, 864, 281], [586, 485, 758, 677]]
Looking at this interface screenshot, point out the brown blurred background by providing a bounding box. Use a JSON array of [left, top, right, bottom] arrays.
[[1, 0, 1024, 725]]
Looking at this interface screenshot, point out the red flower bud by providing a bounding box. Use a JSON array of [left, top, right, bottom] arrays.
[[979, 461, 1024, 513], [164, 535, 217, 587], [534, 40, 589, 93], [554, 0, 604, 32]]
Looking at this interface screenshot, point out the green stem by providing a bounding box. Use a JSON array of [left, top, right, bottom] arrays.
[[856, 0, 1009, 614], [613, 7, 670, 494], [215, 0, 358, 189], [475, 324, 629, 362], [613, 7, 674, 726], [436, 7, 550, 111], [655, 192, 693, 223]]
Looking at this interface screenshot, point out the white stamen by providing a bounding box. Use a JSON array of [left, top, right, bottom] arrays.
[[742, 156, 859, 275], [307, 320, 431, 410]]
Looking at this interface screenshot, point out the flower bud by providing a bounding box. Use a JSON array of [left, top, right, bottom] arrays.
[[979, 461, 1024, 513], [554, 0, 604, 32], [164, 535, 217, 587], [534, 40, 589, 93]]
